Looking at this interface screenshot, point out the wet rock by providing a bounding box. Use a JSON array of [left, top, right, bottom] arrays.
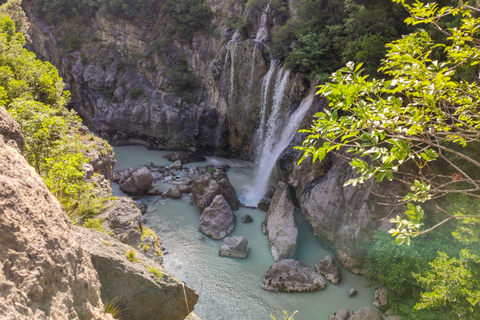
[[257, 197, 271, 212], [373, 287, 390, 311], [349, 308, 382, 320], [166, 187, 182, 199], [146, 186, 163, 196], [178, 184, 191, 193], [329, 308, 354, 320], [264, 182, 298, 261], [188, 166, 207, 180], [347, 288, 358, 297], [199, 195, 236, 240], [218, 236, 249, 258], [164, 152, 206, 164], [169, 160, 183, 170], [73, 227, 199, 320], [262, 259, 327, 292], [241, 214, 253, 223], [315, 255, 341, 284]]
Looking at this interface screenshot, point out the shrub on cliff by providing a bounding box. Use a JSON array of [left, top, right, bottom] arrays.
[[0, 12, 104, 221]]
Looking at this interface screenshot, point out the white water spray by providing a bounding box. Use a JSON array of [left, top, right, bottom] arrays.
[[243, 88, 316, 207]]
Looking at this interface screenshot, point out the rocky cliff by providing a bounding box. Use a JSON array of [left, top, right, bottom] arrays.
[[20, 0, 396, 273], [0, 107, 111, 320]]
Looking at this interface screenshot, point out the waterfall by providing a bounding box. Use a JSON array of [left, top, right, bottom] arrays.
[[255, 5, 269, 43], [243, 88, 316, 207]]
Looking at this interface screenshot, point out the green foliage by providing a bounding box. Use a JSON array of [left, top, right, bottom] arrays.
[[147, 265, 166, 281], [160, 0, 213, 41], [104, 296, 123, 319], [0, 13, 107, 222], [298, 1, 480, 243], [271, 0, 410, 80], [127, 86, 144, 99], [126, 249, 139, 263], [83, 218, 105, 232]]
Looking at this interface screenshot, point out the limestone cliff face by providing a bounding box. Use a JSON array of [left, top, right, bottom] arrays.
[[22, 0, 311, 159], [0, 107, 112, 320]]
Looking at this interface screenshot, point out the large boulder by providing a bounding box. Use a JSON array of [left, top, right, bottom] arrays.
[[264, 182, 298, 261], [199, 195, 236, 239], [219, 236, 249, 258], [119, 167, 153, 194], [0, 108, 110, 320], [73, 227, 198, 320], [191, 172, 240, 213], [105, 197, 143, 246], [315, 255, 341, 284], [262, 259, 327, 292]]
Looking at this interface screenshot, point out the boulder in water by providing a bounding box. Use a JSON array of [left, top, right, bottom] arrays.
[[191, 173, 240, 213], [349, 308, 382, 320], [199, 195, 236, 239], [315, 255, 341, 284], [262, 259, 327, 292], [373, 287, 390, 311], [264, 182, 298, 261], [347, 288, 358, 297], [328, 308, 354, 320], [241, 214, 253, 223], [119, 167, 153, 194], [166, 187, 182, 199], [169, 160, 183, 170], [219, 236, 249, 258]]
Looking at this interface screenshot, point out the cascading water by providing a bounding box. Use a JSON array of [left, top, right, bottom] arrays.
[[255, 5, 269, 43], [255, 60, 278, 148], [244, 86, 315, 206]]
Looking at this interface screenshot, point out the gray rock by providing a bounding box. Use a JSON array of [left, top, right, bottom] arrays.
[[219, 236, 249, 258], [146, 186, 163, 196], [241, 214, 253, 223], [262, 259, 327, 292], [328, 308, 353, 320], [373, 287, 390, 311], [119, 167, 153, 194], [136, 202, 148, 215], [199, 195, 236, 239], [106, 197, 143, 246], [170, 160, 183, 170], [83, 162, 95, 179], [166, 187, 182, 199], [349, 308, 382, 320], [264, 182, 298, 261], [0, 108, 110, 319], [73, 226, 198, 320], [315, 255, 341, 284], [191, 173, 240, 213], [178, 184, 191, 193], [347, 288, 358, 297]]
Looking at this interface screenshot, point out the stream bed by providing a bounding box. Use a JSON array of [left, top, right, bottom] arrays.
[[112, 145, 377, 320]]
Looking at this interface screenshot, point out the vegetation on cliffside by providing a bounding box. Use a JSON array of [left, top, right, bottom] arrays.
[[298, 0, 480, 318], [0, 8, 110, 223]]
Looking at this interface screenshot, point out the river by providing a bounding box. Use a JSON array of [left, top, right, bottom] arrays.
[[112, 145, 377, 320]]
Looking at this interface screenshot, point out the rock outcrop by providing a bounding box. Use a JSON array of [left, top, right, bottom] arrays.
[[191, 171, 240, 213], [264, 182, 298, 261], [219, 236, 249, 258], [315, 255, 341, 284], [73, 226, 198, 320], [328, 308, 353, 320], [119, 167, 154, 194], [199, 195, 236, 240], [373, 287, 390, 311], [262, 259, 327, 292], [0, 108, 111, 320]]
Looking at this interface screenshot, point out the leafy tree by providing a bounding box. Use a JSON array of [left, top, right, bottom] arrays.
[[0, 11, 105, 222], [297, 1, 480, 317]]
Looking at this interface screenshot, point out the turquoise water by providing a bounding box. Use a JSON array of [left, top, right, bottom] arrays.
[[113, 145, 377, 320]]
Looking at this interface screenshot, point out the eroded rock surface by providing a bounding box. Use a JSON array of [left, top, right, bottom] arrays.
[[119, 167, 153, 194], [262, 259, 326, 292], [0, 108, 110, 320], [264, 182, 298, 261], [328, 308, 353, 320], [199, 195, 236, 239], [73, 227, 198, 320], [315, 255, 341, 284], [191, 172, 240, 213]]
